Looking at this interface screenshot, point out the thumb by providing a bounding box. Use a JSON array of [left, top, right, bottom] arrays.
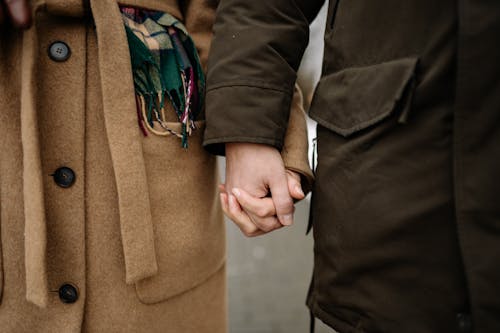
[[286, 170, 305, 200]]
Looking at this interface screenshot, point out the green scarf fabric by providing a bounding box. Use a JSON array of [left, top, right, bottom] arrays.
[[121, 8, 205, 148]]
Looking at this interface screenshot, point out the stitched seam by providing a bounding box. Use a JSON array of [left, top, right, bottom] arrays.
[[207, 81, 293, 94]]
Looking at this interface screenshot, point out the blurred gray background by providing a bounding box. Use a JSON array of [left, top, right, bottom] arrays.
[[222, 4, 335, 333]]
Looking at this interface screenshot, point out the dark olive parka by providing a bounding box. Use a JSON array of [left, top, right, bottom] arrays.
[[204, 1, 500, 332]]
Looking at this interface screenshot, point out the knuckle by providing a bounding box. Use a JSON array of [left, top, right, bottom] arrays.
[[241, 224, 257, 237], [259, 224, 273, 233], [242, 228, 255, 238], [271, 222, 282, 231], [276, 201, 293, 213], [256, 207, 270, 218], [255, 219, 275, 232]]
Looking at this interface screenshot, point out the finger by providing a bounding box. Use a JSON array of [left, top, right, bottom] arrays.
[[218, 184, 227, 193], [220, 193, 243, 227], [220, 193, 240, 228], [247, 213, 282, 233], [221, 193, 276, 235], [268, 173, 295, 226], [231, 187, 281, 232], [5, 0, 32, 29], [223, 193, 265, 237], [232, 188, 276, 217], [228, 195, 266, 237], [220, 192, 230, 213], [286, 170, 305, 200]]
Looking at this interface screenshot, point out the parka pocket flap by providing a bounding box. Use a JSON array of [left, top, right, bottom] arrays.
[[309, 57, 418, 137]]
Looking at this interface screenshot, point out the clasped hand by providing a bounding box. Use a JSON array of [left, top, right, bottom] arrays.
[[220, 143, 305, 237]]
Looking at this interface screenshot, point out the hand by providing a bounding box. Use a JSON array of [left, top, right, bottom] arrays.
[[222, 142, 303, 236], [220, 170, 305, 237], [0, 0, 32, 29]]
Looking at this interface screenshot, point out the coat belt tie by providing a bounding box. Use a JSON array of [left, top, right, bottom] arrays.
[[21, 0, 158, 307]]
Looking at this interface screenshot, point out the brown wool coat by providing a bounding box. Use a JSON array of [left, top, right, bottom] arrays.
[[0, 0, 313, 332]]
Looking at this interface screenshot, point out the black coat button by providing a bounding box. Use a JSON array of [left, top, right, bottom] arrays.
[[457, 313, 473, 333], [48, 41, 71, 62], [58, 284, 78, 304], [52, 167, 76, 188]]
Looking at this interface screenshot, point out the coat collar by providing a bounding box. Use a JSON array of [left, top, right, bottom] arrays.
[[22, 0, 158, 307]]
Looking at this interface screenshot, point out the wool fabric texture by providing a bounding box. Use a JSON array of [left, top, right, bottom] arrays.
[[0, 0, 313, 331]]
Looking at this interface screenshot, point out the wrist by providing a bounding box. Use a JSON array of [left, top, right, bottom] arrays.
[[226, 142, 279, 158]]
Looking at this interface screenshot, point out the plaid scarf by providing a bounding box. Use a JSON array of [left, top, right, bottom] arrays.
[[121, 7, 205, 148]]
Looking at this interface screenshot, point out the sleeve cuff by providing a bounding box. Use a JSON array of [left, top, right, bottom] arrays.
[[203, 85, 293, 156]]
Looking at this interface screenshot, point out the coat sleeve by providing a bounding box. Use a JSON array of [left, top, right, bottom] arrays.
[[202, 0, 325, 155], [182, 0, 315, 190], [282, 84, 314, 195]]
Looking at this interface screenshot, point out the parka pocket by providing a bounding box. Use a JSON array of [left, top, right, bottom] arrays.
[[309, 57, 419, 137], [135, 120, 226, 304]]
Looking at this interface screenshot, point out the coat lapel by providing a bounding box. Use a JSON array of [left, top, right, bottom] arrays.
[[89, 0, 158, 284], [21, 14, 49, 308]]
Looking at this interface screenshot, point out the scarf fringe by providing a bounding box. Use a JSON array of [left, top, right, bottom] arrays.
[[123, 11, 205, 149], [136, 94, 196, 148]]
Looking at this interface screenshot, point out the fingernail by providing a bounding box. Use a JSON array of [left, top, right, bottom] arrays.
[[280, 214, 293, 226], [295, 185, 304, 197], [232, 188, 241, 197]]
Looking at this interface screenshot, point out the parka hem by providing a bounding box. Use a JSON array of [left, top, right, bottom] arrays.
[[307, 297, 364, 333]]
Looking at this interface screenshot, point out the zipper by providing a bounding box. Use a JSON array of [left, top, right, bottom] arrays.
[[329, 0, 341, 29]]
